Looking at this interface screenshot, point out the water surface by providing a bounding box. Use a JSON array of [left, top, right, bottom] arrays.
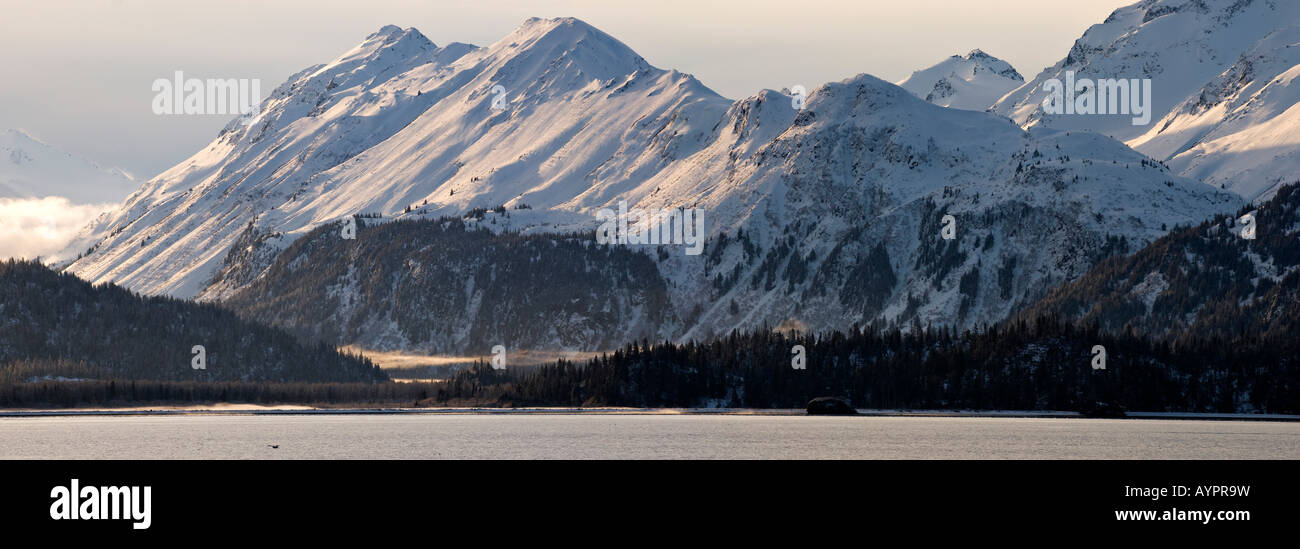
[[1, 415, 1295, 459]]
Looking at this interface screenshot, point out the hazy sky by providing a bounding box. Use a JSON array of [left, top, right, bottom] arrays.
[[0, 0, 1134, 178]]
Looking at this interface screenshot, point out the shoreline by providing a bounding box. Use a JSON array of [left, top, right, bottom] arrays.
[[1, 406, 1297, 421]]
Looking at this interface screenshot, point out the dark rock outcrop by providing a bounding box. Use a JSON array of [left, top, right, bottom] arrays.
[[807, 397, 857, 415]]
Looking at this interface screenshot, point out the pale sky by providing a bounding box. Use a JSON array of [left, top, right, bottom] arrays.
[[0, 0, 1134, 178]]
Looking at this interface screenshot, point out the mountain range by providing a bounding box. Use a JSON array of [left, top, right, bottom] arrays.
[[58, 6, 1297, 354]]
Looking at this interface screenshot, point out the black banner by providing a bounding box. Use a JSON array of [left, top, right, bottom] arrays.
[[4, 460, 1290, 541]]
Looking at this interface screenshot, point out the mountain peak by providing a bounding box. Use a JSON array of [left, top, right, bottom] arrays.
[[897, 49, 1024, 110], [963, 49, 997, 64], [493, 17, 649, 72], [371, 24, 404, 37], [2, 127, 48, 144], [964, 49, 1022, 81], [517, 16, 597, 33], [332, 25, 436, 67], [505, 16, 609, 45], [365, 24, 429, 44]]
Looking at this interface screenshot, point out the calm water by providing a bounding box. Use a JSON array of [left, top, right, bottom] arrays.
[[0, 414, 1296, 459]]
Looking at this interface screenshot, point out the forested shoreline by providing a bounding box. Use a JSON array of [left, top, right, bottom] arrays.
[[3, 258, 1296, 412], [428, 317, 1298, 413], [5, 314, 1296, 411], [0, 361, 438, 408]]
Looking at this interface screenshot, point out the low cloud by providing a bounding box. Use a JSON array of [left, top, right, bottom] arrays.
[[0, 197, 115, 260]]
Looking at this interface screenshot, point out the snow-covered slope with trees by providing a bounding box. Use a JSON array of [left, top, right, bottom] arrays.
[[897, 50, 1023, 111], [0, 259, 384, 382], [1019, 181, 1300, 344], [65, 18, 1242, 350], [992, 0, 1300, 201]]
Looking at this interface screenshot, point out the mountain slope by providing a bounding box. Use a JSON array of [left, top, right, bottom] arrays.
[[0, 259, 384, 382], [897, 50, 1023, 111], [219, 217, 676, 354], [1018, 181, 1300, 344], [1147, 28, 1300, 198], [991, 0, 1300, 200]]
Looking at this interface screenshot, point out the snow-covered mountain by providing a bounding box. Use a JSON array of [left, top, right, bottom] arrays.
[[0, 129, 137, 203], [897, 50, 1023, 111], [992, 0, 1300, 201], [606, 74, 1239, 341], [65, 18, 1241, 349], [64, 19, 730, 297]]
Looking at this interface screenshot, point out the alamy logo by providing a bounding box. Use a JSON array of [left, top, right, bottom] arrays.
[[1041, 71, 1152, 125], [790, 85, 807, 110], [491, 345, 507, 370], [341, 216, 357, 240], [490, 85, 508, 111], [191, 345, 206, 370], [595, 201, 707, 256], [940, 214, 957, 240], [50, 479, 151, 530], [1237, 213, 1256, 240], [152, 71, 262, 125], [1091, 345, 1107, 370]]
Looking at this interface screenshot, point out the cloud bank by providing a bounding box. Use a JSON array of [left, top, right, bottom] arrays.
[[0, 197, 115, 261]]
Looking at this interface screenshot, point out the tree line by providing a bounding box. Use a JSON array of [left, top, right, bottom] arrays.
[[0, 259, 384, 383], [430, 315, 1298, 413], [0, 359, 437, 408]]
